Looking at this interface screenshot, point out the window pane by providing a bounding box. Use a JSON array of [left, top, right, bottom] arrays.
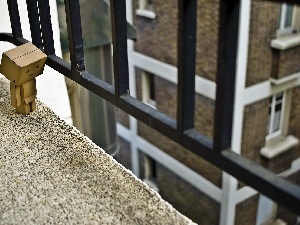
[[149, 74, 155, 101], [272, 110, 282, 132], [275, 92, 283, 102], [285, 5, 294, 28]]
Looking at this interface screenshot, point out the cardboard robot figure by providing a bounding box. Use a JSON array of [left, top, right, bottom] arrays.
[[0, 43, 47, 115]]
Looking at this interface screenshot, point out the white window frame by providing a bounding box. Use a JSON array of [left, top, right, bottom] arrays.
[[141, 71, 156, 108], [277, 4, 300, 36], [266, 90, 291, 141], [136, 0, 156, 19]]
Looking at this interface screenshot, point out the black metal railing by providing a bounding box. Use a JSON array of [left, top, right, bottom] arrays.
[[1, 0, 299, 214]]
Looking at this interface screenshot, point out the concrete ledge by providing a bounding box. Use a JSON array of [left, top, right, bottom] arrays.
[[271, 33, 300, 50], [0, 78, 195, 224], [260, 135, 299, 159]]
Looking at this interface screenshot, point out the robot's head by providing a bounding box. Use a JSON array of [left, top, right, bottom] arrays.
[[0, 43, 47, 86]]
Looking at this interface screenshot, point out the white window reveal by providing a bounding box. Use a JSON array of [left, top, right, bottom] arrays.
[[136, 0, 156, 19], [142, 71, 156, 108]]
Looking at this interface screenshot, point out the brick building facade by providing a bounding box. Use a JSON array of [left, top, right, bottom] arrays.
[[115, 0, 300, 224]]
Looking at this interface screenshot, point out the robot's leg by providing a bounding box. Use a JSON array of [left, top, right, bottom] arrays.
[[16, 103, 30, 114], [29, 100, 36, 112]]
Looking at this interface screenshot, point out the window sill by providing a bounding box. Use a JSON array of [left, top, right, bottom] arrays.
[[265, 219, 287, 225], [260, 135, 299, 159], [269, 72, 299, 85], [136, 9, 156, 19], [271, 33, 300, 50]]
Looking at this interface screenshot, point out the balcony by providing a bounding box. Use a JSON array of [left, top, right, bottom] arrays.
[[0, 77, 194, 224], [0, 0, 299, 224]]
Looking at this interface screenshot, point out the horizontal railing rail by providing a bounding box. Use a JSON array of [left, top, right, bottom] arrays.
[[1, 0, 299, 214]]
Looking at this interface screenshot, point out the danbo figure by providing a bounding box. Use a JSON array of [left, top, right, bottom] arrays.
[[0, 43, 47, 114]]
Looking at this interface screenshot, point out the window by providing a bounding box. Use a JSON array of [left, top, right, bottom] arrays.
[[139, 0, 154, 12], [266, 92, 285, 140], [143, 155, 159, 192], [277, 4, 300, 36], [136, 0, 156, 19], [142, 71, 156, 108], [266, 90, 292, 142]]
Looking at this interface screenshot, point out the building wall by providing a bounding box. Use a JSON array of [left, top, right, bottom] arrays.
[[117, 0, 300, 224], [272, 47, 300, 79], [235, 195, 259, 225], [241, 99, 269, 164], [195, 0, 219, 82], [289, 87, 300, 150], [133, 0, 220, 81], [133, 0, 178, 67], [135, 72, 222, 187], [246, 1, 279, 87], [276, 170, 300, 224]]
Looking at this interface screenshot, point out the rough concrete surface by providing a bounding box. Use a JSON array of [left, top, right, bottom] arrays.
[[0, 78, 195, 225]]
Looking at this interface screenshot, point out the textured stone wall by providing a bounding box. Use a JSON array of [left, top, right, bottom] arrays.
[[114, 137, 132, 170], [235, 195, 259, 225], [246, 1, 279, 86], [156, 162, 220, 225], [272, 47, 300, 79], [133, 0, 178, 66], [135, 70, 221, 186], [195, 0, 219, 81], [289, 87, 300, 159], [241, 99, 269, 164], [276, 170, 300, 224], [194, 94, 215, 138], [116, 108, 130, 128], [133, 0, 219, 81], [288, 87, 300, 157], [261, 148, 296, 174]]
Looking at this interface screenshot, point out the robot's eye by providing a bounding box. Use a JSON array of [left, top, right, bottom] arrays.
[[36, 65, 39, 69], [30, 74, 34, 77], [26, 70, 30, 73]]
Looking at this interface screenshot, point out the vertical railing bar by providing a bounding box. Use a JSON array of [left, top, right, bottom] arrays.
[[26, 0, 43, 49], [64, 0, 85, 73], [213, 0, 240, 152], [176, 0, 197, 134], [110, 0, 130, 96], [37, 0, 55, 55], [7, 0, 23, 38]]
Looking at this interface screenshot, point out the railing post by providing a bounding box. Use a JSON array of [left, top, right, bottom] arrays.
[[176, 0, 197, 135], [64, 0, 85, 74], [38, 0, 55, 54], [26, 0, 43, 49], [110, 0, 130, 97], [213, 0, 240, 152], [7, 0, 23, 38]]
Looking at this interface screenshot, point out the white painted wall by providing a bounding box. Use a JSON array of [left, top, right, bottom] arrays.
[[0, 0, 72, 124]]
